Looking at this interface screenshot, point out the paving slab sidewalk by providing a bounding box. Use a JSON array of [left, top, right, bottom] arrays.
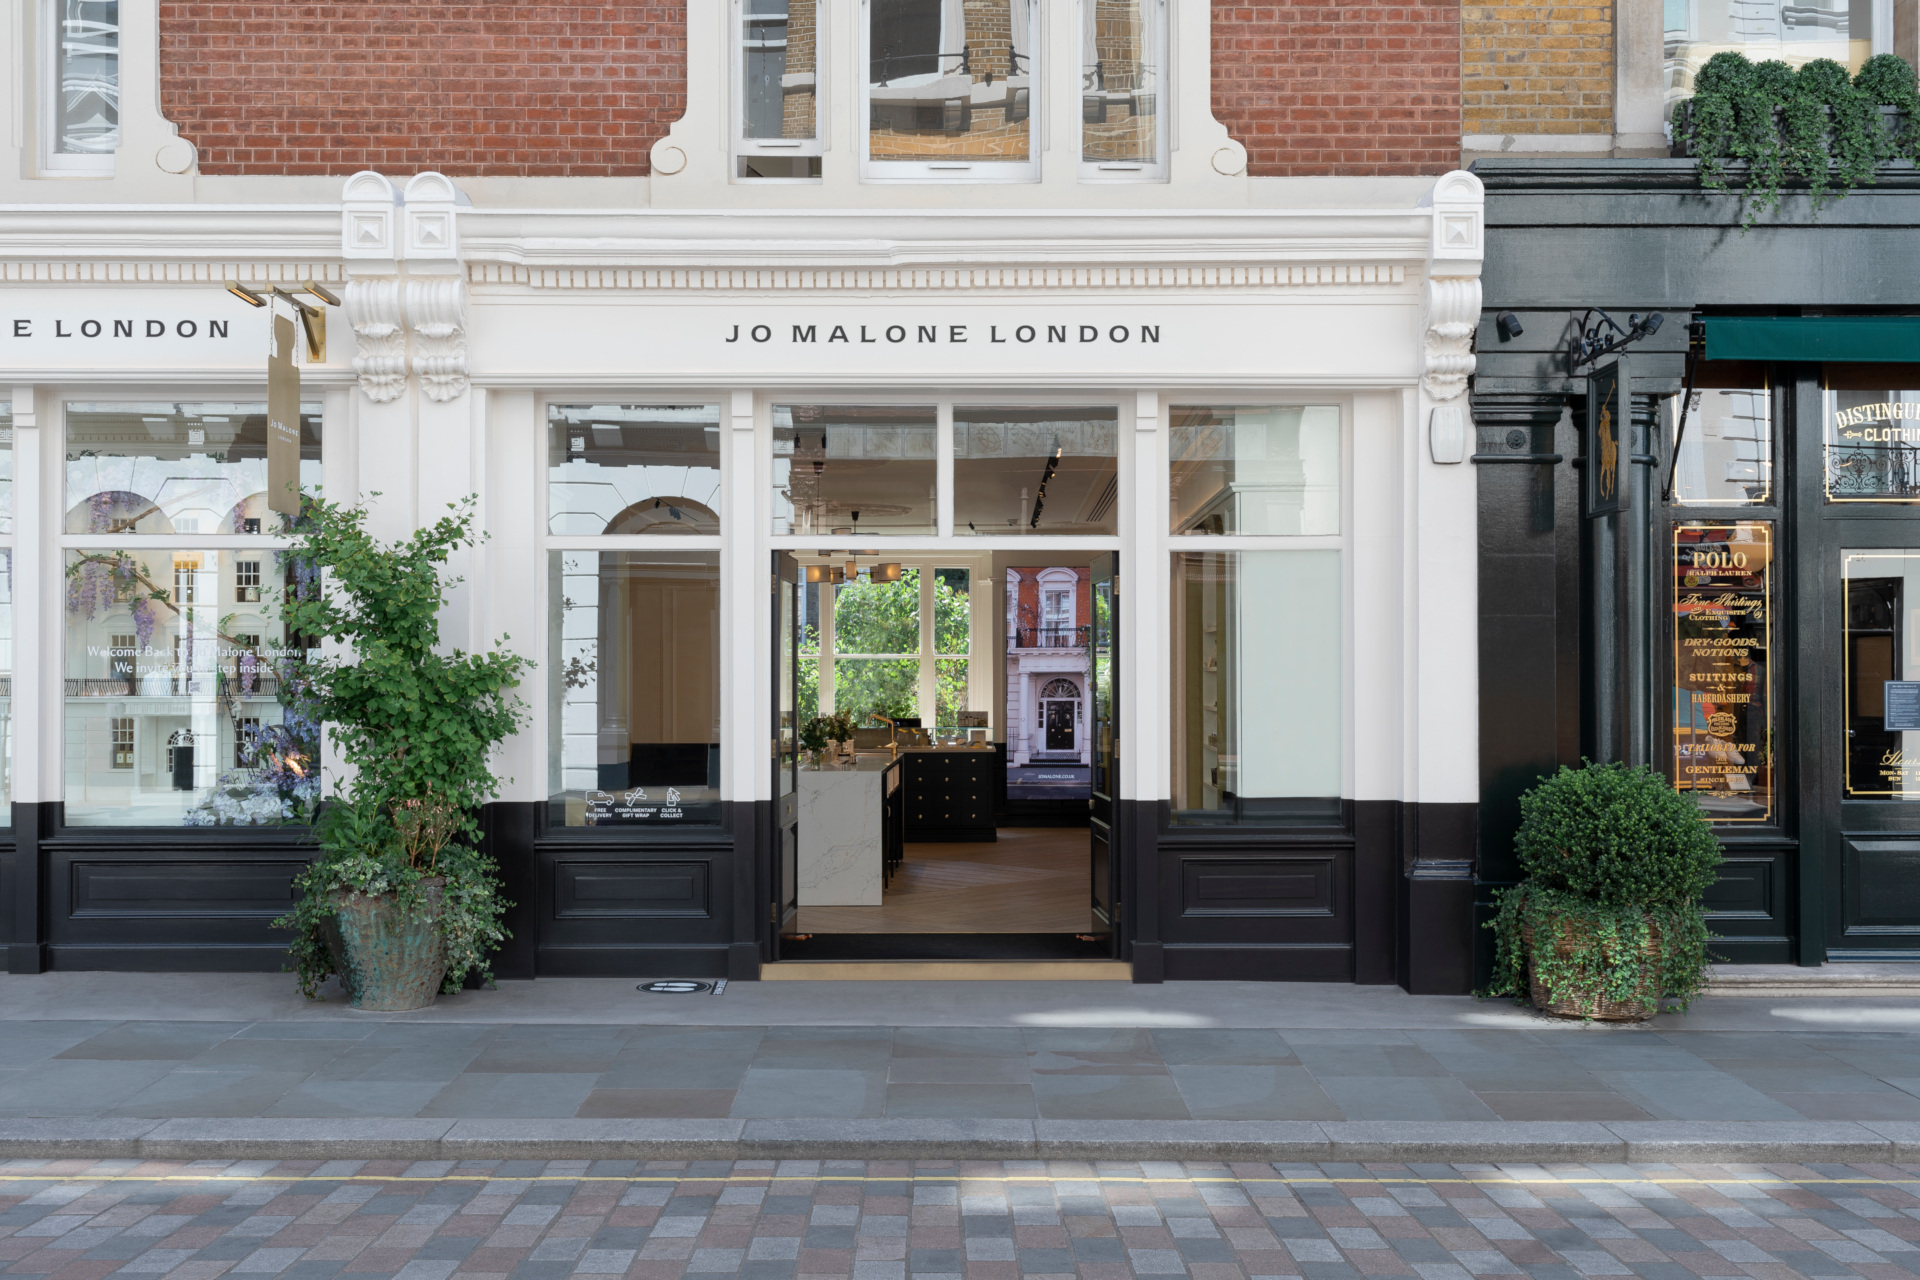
[[2, 973, 1918, 1161]]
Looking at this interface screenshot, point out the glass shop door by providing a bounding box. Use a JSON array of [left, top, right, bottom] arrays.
[[771, 552, 801, 958], [1089, 552, 1120, 955]]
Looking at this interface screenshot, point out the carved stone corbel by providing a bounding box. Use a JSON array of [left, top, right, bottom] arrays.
[[1419, 169, 1486, 403], [406, 275, 470, 403], [345, 275, 407, 404], [1422, 274, 1482, 401]]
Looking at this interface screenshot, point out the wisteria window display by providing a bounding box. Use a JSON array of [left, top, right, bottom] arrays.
[[64, 547, 319, 826], [63, 402, 322, 538]]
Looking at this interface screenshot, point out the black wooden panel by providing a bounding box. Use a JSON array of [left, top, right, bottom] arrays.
[[1162, 942, 1352, 981], [1704, 856, 1774, 919], [1843, 837, 1920, 937], [555, 860, 709, 918], [70, 860, 301, 917], [1182, 857, 1332, 916]]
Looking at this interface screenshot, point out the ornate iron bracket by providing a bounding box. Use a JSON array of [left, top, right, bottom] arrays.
[[1568, 307, 1664, 373]]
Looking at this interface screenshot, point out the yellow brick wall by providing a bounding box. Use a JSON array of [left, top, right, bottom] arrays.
[[1462, 1, 1613, 135]]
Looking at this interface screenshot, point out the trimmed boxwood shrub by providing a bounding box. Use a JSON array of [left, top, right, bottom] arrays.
[[1484, 762, 1725, 1016]]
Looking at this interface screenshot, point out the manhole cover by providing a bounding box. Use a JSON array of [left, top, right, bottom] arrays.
[[638, 980, 713, 994]]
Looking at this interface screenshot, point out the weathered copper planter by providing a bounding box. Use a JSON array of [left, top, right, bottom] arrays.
[[324, 881, 447, 1011]]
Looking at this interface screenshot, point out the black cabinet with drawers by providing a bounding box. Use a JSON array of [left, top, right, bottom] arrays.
[[902, 751, 997, 842]]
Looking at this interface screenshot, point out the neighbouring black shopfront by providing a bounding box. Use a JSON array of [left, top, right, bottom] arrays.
[[1471, 158, 1920, 974]]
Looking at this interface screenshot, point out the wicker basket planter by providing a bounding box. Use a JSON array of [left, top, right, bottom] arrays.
[[1523, 911, 1662, 1023]]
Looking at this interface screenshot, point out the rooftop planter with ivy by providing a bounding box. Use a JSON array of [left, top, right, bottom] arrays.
[[1674, 52, 1920, 224]]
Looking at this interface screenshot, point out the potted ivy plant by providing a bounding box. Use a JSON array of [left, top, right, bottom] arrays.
[[272, 495, 530, 1010], [1485, 762, 1723, 1021]]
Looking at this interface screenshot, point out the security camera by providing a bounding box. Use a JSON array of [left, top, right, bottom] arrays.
[[1495, 311, 1524, 340]]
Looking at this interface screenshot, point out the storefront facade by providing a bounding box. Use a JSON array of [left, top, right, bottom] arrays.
[[1471, 160, 1920, 974], [1, 0, 1481, 988]]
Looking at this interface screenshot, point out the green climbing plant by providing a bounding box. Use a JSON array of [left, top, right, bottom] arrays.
[[1679, 52, 1920, 227], [1482, 762, 1725, 1018], [271, 494, 531, 998]]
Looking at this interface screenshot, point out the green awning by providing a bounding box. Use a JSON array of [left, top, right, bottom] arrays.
[[1703, 316, 1920, 363]]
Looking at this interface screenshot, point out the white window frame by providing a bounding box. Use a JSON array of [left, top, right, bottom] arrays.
[[859, 0, 1043, 183], [1077, 0, 1169, 182], [734, 0, 826, 181], [40, 0, 119, 176], [537, 394, 729, 817]]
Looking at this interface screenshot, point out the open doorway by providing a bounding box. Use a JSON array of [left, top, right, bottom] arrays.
[[772, 550, 1115, 961]]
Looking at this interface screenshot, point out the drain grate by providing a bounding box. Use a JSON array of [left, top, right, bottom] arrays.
[[638, 979, 713, 994]]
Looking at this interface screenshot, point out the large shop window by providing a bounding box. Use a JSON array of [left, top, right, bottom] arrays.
[[62, 402, 322, 827], [1169, 402, 1344, 825], [1672, 522, 1774, 822], [1662, 0, 1877, 130], [954, 406, 1119, 535], [1667, 375, 1773, 506], [1823, 371, 1920, 503], [547, 403, 724, 829], [1841, 549, 1920, 799], [0, 409, 12, 822], [773, 405, 937, 535], [738, 0, 822, 178], [865, 0, 1038, 179], [45, 0, 118, 172], [800, 564, 972, 727], [1080, 0, 1165, 178]]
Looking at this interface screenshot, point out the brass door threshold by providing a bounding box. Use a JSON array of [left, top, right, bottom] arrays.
[[761, 960, 1132, 981]]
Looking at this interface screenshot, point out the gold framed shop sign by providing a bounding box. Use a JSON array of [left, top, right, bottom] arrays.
[[1586, 359, 1627, 517], [1672, 521, 1773, 823]]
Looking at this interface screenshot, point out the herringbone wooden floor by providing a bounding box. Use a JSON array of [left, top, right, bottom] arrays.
[[792, 826, 1091, 934]]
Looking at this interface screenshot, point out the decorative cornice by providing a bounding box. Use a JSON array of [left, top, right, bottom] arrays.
[[468, 263, 1411, 291], [0, 261, 347, 284]]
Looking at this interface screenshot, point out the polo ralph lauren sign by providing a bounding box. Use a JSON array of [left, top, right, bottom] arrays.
[[1586, 358, 1627, 518]]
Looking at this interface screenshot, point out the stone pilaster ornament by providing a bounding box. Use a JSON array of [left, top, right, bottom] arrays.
[[340, 171, 407, 404], [1419, 170, 1486, 402], [402, 173, 470, 402]]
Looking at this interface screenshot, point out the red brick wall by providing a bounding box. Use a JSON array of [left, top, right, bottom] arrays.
[[159, 4, 685, 177], [1212, 0, 1461, 176]]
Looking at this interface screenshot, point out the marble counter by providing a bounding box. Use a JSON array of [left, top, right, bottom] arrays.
[[796, 759, 895, 906]]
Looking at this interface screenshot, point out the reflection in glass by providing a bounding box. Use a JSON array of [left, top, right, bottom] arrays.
[[549, 551, 720, 827], [745, 0, 817, 140], [1841, 549, 1920, 798], [954, 407, 1118, 534], [65, 402, 322, 536], [1823, 384, 1920, 502], [1672, 522, 1773, 821], [772, 405, 936, 535], [1082, 0, 1161, 165], [1171, 550, 1341, 824], [56, 0, 118, 156], [1668, 386, 1772, 505], [548, 404, 721, 535], [64, 549, 317, 826], [868, 0, 1034, 163], [1665, 0, 1870, 129], [1170, 406, 1340, 535]]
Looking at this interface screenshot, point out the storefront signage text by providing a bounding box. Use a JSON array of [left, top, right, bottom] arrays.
[[1671, 521, 1773, 823], [726, 322, 1162, 345], [8, 317, 232, 340], [0, 291, 265, 372]]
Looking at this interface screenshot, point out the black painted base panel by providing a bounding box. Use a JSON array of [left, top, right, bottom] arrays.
[[1711, 938, 1794, 964], [45, 945, 292, 972], [780, 933, 1108, 961], [535, 946, 732, 978], [1161, 943, 1353, 981]]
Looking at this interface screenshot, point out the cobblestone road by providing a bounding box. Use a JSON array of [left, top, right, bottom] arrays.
[[5, 1159, 1920, 1280]]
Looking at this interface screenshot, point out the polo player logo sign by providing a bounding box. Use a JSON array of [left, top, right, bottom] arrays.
[[1587, 359, 1628, 517]]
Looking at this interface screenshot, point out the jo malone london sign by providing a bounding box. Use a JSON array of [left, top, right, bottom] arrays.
[[0, 290, 266, 370]]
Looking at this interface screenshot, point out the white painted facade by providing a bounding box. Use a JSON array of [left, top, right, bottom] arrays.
[[0, 5, 1485, 834]]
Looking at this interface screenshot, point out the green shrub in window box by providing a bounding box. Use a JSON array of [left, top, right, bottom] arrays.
[[1673, 52, 1920, 228], [1483, 761, 1724, 1021]]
